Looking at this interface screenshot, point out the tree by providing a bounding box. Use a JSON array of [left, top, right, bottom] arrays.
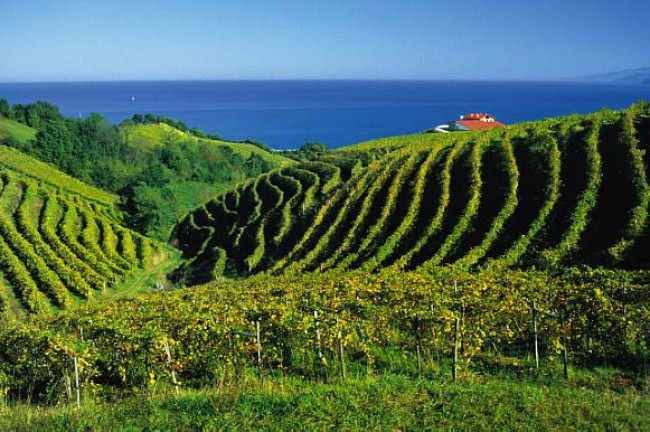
[[12, 101, 64, 128], [136, 162, 173, 188], [0, 99, 10, 117], [74, 113, 125, 159], [33, 121, 78, 167], [123, 184, 174, 237], [158, 144, 187, 174], [0, 136, 20, 149], [300, 142, 329, 153], [244, 153, 274, 176]]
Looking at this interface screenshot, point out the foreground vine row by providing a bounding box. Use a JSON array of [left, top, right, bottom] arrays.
[[1, 266, 647, 402]]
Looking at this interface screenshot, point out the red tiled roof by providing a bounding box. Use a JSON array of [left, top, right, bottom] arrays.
[[455, 120, 506, 131], [462, 113, 493, 121]]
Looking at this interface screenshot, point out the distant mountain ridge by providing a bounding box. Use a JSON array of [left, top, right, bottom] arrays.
[[574, 67, 650, 85]]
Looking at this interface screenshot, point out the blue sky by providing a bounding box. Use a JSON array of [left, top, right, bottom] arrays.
[[0, 0, 649, 82]]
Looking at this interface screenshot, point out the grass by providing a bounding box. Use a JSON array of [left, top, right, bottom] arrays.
[[123, 123, 294, 166], [90, 246, 181, 302], [1, 366, 648, 431], [144, 181, 245, 241], [0, 118, 37, 144], [121, 122, 190, 150], [165, 181, 228, 215]]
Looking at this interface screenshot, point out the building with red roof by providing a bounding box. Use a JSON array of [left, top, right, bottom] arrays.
[[454, 113, 505, 131], [434, 113, 506, 133]]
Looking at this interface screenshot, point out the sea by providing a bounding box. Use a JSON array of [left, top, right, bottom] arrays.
[[0, 80, 649, 150]]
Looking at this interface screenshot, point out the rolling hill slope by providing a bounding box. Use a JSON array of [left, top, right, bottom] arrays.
[[122, 122, 294, 166], [173, 102, 650, 283], [0, 100, 296, 240], [0, 117, 37, 145], [0, 149, 172, 318], [0, 145, 119, 207]]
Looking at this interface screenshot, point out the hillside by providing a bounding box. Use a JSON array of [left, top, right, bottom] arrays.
[[173, 102, 650, 284], [0, 100, 292, 240], [0, 103, 648, 425], [0, 150, 173, 319], [0, 117, 36, 145], [123, 122, 294, 166], [0, 145, 119, 207]]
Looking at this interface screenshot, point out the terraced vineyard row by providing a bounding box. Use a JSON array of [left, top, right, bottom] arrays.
[[174, 104, 650, 282], [0, 167, 166, 317], [0, 145, 118, 207]]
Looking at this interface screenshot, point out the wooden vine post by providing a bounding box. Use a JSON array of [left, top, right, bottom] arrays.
[[163, 340, 179, 395], [415, 318, 422, 373], [531, 303, 569, 378], [225, 305, 239, 378], [314, 310, 325, 379], [64, 356, 72, 402], [560, 312, 569, 379], [532, 301, 539, 369], [336, 317, 347, 380], [453, 318, 459, 381], [452, 281, 459, 381], [429, 302, 440, 365], [621, 285, 628, 354], [71, 355, 81, 409], [256, 319, 264, 383]]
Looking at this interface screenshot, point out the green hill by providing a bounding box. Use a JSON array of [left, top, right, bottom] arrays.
[[173, 102, 650, 284], [0, 101, 293, 240], [123, 122, 294, 166], [0, 145, 119, 207], [117, 122, 294, 239], [0, 117, 37, 145], [0, 150, 174, 319]]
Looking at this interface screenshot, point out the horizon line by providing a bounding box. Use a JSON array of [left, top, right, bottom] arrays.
[[0, 77, 628, 86]]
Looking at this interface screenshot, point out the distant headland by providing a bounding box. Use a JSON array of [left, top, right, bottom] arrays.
[[573, 67, 650, 85]]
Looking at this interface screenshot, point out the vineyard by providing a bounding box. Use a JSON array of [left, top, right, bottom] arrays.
[[1, 104, 649, 427], [174, 103, 650, 283], [0, 145, 118, 207], [0, 157, 170, 318], [1, 265, 648, 405]]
